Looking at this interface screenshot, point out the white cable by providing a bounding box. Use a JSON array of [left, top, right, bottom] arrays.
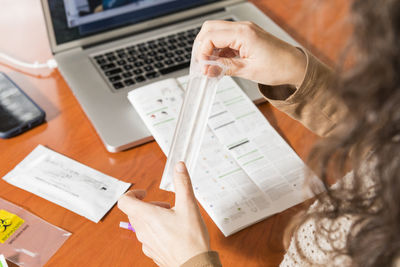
[[0, 52, 57, 69]]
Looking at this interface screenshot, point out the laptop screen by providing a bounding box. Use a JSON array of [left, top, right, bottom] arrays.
[[48, 0, 221, 46]]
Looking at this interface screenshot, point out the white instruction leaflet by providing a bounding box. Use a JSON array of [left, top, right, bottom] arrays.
[[128, 76, 314, 236], [207, 77, 309, 202], [3, 145, 131, 223]]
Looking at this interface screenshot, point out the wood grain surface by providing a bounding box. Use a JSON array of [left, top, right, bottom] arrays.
[[0, 1, 349, 266]]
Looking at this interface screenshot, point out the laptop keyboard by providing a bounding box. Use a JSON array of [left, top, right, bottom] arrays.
[[92, 26, 202, 91]]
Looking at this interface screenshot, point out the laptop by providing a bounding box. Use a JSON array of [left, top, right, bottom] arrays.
[[41, 0, 299, 153]]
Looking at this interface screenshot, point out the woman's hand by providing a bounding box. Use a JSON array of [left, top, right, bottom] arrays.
[[195, 20, 307, 88], [118, 162, 210, 267]]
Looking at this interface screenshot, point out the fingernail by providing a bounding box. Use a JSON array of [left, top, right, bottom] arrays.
[[175, 162, 185, 173]]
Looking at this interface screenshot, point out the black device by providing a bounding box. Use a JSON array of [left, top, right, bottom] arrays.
[[0, 72, 45, 138]]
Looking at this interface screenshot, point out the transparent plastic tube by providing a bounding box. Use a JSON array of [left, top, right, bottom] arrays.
[[160, 44, 227, 191]]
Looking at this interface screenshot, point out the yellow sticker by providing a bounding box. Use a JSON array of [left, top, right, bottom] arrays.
[[0, 210, 24, 244]]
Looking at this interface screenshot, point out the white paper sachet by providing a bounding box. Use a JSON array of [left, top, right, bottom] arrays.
[[3, 145, 131, 223]]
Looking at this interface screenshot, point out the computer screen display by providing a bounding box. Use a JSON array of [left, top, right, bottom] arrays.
[[48, 0, 221, 45]]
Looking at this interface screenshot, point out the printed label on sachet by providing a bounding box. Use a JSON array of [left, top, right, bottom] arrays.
[[0, 209, 24, 244]]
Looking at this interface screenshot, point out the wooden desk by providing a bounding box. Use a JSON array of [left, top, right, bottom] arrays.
[[0, 1, 349, 266]]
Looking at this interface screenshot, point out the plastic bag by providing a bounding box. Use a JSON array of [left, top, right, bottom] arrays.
[[0, 197, 70, 267], [160, 42, 228, 191]]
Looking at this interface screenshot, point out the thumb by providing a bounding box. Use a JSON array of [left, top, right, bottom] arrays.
[[118, 190, 155, 216], [216, 57, 245, 77], [173, 162, 197, 210]]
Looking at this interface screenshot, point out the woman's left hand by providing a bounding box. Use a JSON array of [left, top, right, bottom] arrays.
[[118, 162, 210, 267]]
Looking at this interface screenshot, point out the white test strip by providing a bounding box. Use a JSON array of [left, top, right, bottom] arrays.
[[119, 222, 130, 229], [119, 221, 135, 232]]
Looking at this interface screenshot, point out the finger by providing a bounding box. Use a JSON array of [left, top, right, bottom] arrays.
[[195, 20, 237, 43], [215, 57, 246, 77], [153, 259, 163, 267], [194, 30, 245, 72], [173, 162, 197, 210], [199, 30, 245, 57], [128, 215, 138, 231], [142, 244, 154, 259], [134, 227, 145, 243], [196, 21, 261, 60], [218, 47, 239, 58], [204, 64, 224, 78], [128, 189, 146, 200], [118, 190, 156, 216], [150, 201, 171, 209], [200, 55, 245, 77]]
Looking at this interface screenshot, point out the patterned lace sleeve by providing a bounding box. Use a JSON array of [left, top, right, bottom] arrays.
[[280, 171, 359, 267], [279, 213, 353, 266]]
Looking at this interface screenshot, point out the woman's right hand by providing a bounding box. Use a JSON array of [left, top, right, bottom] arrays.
[[195, 20, 307, 88]]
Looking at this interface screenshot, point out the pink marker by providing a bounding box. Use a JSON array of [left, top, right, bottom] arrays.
[[119, 221, 135, 232]]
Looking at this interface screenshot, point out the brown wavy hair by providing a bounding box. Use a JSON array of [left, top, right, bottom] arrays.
[[292, 0, 400, 266]]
